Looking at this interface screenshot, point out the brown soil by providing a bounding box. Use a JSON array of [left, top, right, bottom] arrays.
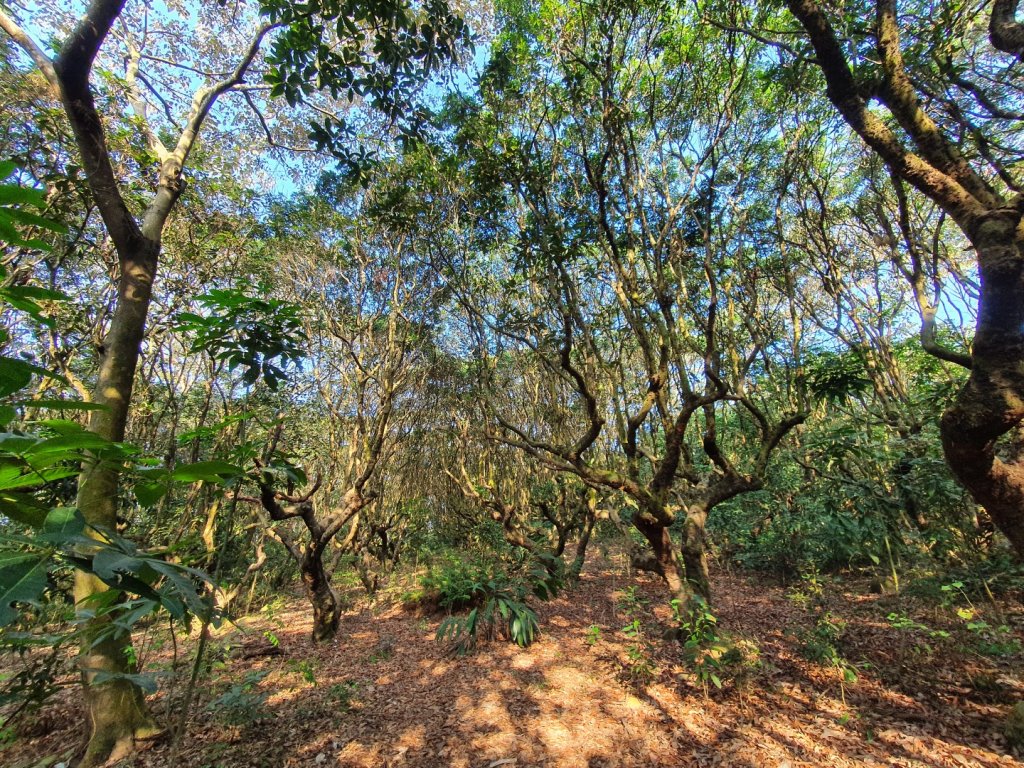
[[5, 552, 1024, 768]]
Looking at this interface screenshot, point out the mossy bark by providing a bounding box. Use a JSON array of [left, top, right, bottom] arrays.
[[302, 552, 341, 643], [74, 241, 163, 767], [633, 516, 694, 605], [680, 507, 711, 603], [941, 214, 1024, 556]]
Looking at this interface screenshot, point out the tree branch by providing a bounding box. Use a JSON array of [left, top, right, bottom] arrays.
[[990, 0, 1024, 58], [0, 11, 58, 90], [785, 0, 985, 227]]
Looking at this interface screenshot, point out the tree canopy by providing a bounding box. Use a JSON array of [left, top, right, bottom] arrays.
[[0, 0, 1021, 765]]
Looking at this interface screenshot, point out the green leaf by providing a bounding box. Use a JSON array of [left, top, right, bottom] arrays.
[[89, 670, 159, 694], [0, 182, 44, 207], [0, 356, 67, 397], [0, 494, 47, 527], [148, 559, 210, 620], [2, 206, 67, 234], [0, 463, 79, 491], [171, 460, 243, 483], [91, 549, 147, 583], [40, 506, 85, 541], [0, 357, 33, 397], [27, 433, 113, 456], [0, 552, 49, 626], [133, 478, 169, 507], [0, 162, 20, 183]]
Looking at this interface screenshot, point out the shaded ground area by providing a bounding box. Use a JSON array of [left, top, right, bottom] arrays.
[[6, 552, 1024, 767]]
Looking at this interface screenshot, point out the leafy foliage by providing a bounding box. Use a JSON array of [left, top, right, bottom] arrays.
[[206, 670, 270, 726], [430, 557, 558, 654], [176, 285, 307, 390], [261, 0, 470, 176], [0, 160, 67, 251]]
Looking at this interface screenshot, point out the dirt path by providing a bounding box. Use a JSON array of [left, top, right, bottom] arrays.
[[6, 554, 1024, 768]]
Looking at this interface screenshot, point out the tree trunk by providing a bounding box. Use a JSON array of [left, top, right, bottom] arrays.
[[941, 216, 1024, 556], [633, 516, 693, 604], [355, 548, 380, 596], [566, 506, 596, 581], [74, 241, 162, 767], [76, 569, 163, 766], [301, 550, 341, 642], [681, 506, 712, 602]]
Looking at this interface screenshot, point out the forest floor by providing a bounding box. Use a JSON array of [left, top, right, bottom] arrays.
[[6, 549, 1024, 768]]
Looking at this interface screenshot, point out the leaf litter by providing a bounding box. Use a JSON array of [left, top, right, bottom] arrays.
[[4, 550, 1024, 768]]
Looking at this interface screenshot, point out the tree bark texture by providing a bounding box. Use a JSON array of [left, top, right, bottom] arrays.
[[940, 215, 1024, 555], [302, 551, 341, 643], [73, 237, 163, 765], [633, 516, 693, 605], [786, 0, 1024, 557], [680, 507, 712, 602]]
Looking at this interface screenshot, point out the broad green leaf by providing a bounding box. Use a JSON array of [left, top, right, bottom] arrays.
[[27, 433, 113, 456], [0, 462, 78, 491], [91, 549, 147, 582], [148, 559, 211, 620], [0, 494, 47, 527], [133, 478, 169, 507], [0, 357, 32, 397], [1, 206, 67, 234], [0, 357, 67, 397], [89, 670, 159, 694], [0, 433, 41, 453], [0, 552, 48, 626], [0, 183, 44, 207], [171, 460, 243, 483], [40, 506, 85, 541]]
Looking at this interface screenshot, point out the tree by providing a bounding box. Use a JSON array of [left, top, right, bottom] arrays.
[[241, 188, 443, 641], [433, 0, 806, 605], [778, 0, 1024, 556], [0, 0, 468, 760], [0, 5, 275, 761]]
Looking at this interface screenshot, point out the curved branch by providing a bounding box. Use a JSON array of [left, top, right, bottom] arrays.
[[172, 21, 281, 168], [785, 0, 985, 227], [991, 0, 1024, 58], [52, 0, 145, 256]]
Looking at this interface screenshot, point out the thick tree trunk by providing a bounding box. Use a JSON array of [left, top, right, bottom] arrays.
[[76, 614, 163, 766], [681, 506, 711, 602], [75, 241, 162, 766], [941, 216, 1024, 556], [633, 516, 693, 605], [301, 551, 341, 642]]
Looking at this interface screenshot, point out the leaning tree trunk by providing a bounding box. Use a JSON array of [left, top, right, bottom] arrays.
[[566, 507, 596, 581], [301, 548, 341, 642], [941, 216, 1024, 556], [74, 240, 163, 766], [680, 506, 712, 603]]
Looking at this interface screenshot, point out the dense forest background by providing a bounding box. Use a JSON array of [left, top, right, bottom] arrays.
[[2, 0, 1024, 766]]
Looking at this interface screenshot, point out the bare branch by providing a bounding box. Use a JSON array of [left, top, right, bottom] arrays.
[[0, 10, 58, 90]]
